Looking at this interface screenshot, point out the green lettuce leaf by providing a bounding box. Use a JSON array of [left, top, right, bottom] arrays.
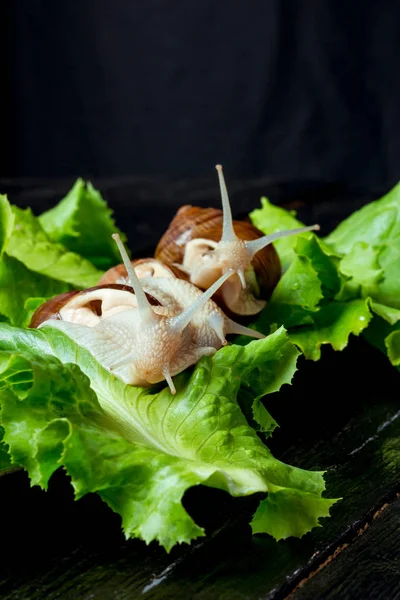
[[325, 182, 400, 316], [268, 253, 323, 311], [250, 197, 305, 269], [248, 194, 400, 361], [0, 195, 68, 326], [325, 182, 400, 254], [0, 427, 13, 473], [0, 188, 126, 325], [363, 316, 400, 368], [39, 180, 127, 270], [289, 299, 372, 361], [385, 329, 400, 366], [295, 236, 342, 299], [339, 242, 383, 299], [0, 254, 69, 326], [0, 194, 15, 254], [323, 182, 400, 364], [251, 254, 320, 337], [369, 302, 400, 326], [246, 222, 367, 359], [237, 388, 279, 437], [249, 198, 336, 300], [253, 271, 371, 362], [0, 324, 337, 550], [235, 327, 300, 432], [5, 204, 102, 288]]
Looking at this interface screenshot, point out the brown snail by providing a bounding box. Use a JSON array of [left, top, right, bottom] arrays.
[[155, 165, 319, 316], [98, 248, 265, 346], [33, 234, 263, 394]]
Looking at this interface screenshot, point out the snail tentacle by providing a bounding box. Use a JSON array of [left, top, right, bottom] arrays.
[[162, 367, 176, 395], [112, 233, 158, 324], [213, 165, 249, 286], [244, 224, 321, 260], [207, 312, 227, 345], [167, 269, 234, 334], [216, 164, 237, 244], [225, 319, 265, 339]]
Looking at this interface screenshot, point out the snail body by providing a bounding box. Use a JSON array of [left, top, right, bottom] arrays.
[[155, 165, 319, 316], [34, 235, 263, 394], [140, 276, 264, 348], [96, 257, 264, 348]]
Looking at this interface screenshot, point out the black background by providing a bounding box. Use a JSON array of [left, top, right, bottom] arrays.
[[2, 1, 400, 190]]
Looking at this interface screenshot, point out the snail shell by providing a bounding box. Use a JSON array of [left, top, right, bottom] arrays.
[[154, 205, 281, 316], [29, 284, 161, 329]]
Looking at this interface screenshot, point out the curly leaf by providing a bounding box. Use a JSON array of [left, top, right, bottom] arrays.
[[0, 324, 337, 550], [325, 182, 400, 254], [0, 194, 15, 254], [6, 205, 102, 288], [290, 299, 372, 361], [39, 179, 127, 269], [326, 183, 400, 311], [0, 254, 69, 326]]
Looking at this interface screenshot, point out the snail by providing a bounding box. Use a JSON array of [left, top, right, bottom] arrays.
[[139, 276, 265, 348], [33, 234, 263, 394], [98, 255, 263, 347], [155, 165, 319, 316]]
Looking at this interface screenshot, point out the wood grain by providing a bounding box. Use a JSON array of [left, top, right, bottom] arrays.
[[291, 496, 400, 600]]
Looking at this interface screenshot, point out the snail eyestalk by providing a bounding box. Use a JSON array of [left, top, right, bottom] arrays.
[[216, 164, 237, 243], [207, 313, 228, 345], [244, 225, 320, 260], [168, 269, 234, 334], [112, 233, 157, 323], [225, 319, 265, 339]]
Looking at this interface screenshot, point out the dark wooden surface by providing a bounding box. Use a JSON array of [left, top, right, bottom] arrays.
[[0, 177, 399, 600], [292, 496, 400, 599]]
